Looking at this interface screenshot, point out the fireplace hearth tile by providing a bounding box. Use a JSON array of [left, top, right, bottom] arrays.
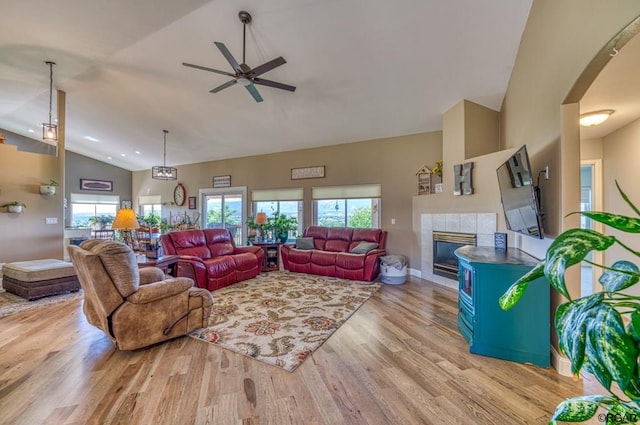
[[460, 214, 477, 233], [445, 214, 460, 232], [421, 214, 433, 231], [433, 214, 446, 231], [477, 213, 497, 234]]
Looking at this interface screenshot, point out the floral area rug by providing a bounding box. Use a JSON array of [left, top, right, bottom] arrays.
[[190, 271, 381, 372], [0, 286, 83, 318]]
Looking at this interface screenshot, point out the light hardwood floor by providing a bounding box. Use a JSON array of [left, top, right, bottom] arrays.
[[0, 276, 596, 425]]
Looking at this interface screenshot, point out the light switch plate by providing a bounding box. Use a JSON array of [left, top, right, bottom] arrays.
[[45, 217, 58, 224]]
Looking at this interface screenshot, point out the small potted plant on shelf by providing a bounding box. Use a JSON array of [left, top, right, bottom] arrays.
[[268, 212, 298, 243], [499, 181, 640, 424], [40, 179, 59, 195], [2, 201, 26, 213]]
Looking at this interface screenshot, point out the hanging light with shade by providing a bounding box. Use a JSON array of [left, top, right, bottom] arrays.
[[42, 61, 58, 143], [152, 129, 178, 180]]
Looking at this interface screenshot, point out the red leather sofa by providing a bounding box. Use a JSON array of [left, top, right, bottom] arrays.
[[281, 226, 387, 281], [160, 229, 264, 291]]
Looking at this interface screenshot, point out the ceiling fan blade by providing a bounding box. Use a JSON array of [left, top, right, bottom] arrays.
[[250, 57, 286, 77], [245, 84, 263, 102], [214, 41, 243, 74], [210, 79, 238, 93], [253, 78, 296, 92], [182, 62, 235, 77]]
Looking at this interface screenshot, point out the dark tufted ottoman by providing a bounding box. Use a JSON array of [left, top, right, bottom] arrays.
[[2, 259, 80, 300]]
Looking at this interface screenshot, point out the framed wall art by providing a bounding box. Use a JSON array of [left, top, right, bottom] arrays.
[[213, 175, 231, 188], [80, 179, 113, 192], [291, 166, 325, 180], [188, 196, 197, 209]]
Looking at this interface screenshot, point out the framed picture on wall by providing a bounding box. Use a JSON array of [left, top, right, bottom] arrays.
[[291, 166, 325, 180], [80, 179, 113, 191], [121, 200, 132, 209], [213, 175, 231, 188], [188, 196, 196, 209]]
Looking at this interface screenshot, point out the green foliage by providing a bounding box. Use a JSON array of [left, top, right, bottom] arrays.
[[267, 211, 297, 242], [141, 212, 161, 228], [88, 214, 113, 228], [1, 201, 26, 208], [264, 211, 297, 232], [500, 181, 640, 423], [347, 206, 372, 228], [206, 205, 239, 226]]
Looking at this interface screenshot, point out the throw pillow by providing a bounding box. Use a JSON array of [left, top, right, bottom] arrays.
[[350, 241, 379, 254], [295, 237, 315, 250]]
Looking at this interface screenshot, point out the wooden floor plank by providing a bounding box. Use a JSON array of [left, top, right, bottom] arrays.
[[0, 277, 589, 424]]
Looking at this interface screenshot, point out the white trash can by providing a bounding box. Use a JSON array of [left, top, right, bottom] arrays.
[[380, 255, 408, 285]]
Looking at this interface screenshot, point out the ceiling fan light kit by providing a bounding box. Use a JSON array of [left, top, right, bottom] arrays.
[[152, 129, 178, 180], [182, 10, 296, 103]]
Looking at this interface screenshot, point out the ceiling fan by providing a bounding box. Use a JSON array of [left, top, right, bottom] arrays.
[[183, 10, 296, 103]]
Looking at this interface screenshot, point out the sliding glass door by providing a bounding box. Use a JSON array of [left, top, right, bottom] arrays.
[[200, 187, 246, 246]]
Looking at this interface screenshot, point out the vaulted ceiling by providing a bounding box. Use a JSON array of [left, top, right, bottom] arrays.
[[1, 0, 533, 171]]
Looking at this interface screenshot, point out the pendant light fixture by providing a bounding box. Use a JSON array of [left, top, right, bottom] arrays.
[[42, 61, 57, 142], [152, 129, 177, 180]]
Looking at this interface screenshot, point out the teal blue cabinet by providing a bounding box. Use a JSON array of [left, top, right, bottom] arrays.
[[455, 246, 550, 367]]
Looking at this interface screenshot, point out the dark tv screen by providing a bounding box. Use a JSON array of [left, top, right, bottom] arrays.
[[496, 145, 544, 239]]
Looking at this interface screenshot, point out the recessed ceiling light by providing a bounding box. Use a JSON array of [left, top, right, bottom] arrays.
[[107, 156, 112, 160], [84, 136, 100, 142], [120, 153, 126, 157], [27, 129, 35, 133], [580, 110, 614, 127], [135, 151, 141, 154]]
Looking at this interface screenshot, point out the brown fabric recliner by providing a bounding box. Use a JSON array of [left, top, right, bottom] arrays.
[[68, 239, 213, 350]]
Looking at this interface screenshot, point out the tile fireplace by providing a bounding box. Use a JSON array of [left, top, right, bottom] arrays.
[[420, 213, 497, 289], [432, 231, 476, 279]]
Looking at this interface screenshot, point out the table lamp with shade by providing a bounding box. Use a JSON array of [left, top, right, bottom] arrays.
[[112, 208, 140, 249], [254, 212, 268, 243]]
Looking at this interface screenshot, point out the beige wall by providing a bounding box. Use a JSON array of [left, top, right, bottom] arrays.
[[0, 91, 66, 264], [0, 143, 64, 263], [464, 100, 500, 159], [601, 117, 640, 295], [581, 137, 604, 160], [133, 132, 442, 268]]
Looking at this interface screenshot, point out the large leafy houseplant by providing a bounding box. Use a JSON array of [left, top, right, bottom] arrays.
[[267, 211, 297, 243], [500, 182, 640, 424]]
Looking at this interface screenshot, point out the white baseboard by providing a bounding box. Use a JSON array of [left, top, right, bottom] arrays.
[[551, 344, 573, 377], [408, 268, 421, 278]]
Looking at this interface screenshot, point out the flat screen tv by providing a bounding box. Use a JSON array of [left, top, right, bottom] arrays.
[[496, 145, 544, 239]]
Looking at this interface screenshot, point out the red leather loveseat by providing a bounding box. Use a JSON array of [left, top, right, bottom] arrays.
[[160, 229, 264, 291], [281, 226, 387, 281]]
